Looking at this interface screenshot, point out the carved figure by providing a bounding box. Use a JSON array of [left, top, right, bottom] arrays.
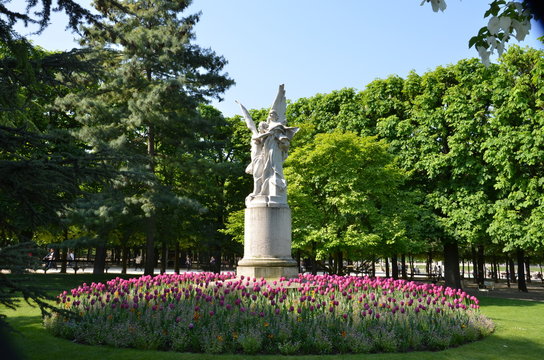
[[237, 84, 298, 205]]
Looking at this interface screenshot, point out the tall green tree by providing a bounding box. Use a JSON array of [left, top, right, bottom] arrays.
[[56, 0, 233, 274], [375, 59, 499, 289], [285, 131, 408, 275], [0, 1, 118, 246], [185, 106, 249, 271], [484, 46, 544, 292]]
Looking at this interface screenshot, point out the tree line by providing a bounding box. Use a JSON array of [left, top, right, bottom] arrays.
[[273, 47, 543, 292], [1, 1, 543, 294]]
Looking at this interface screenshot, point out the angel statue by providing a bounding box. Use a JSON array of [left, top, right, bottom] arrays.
[[236, 84, 299, 206]]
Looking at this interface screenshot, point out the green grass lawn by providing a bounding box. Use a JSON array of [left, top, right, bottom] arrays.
[[3, 274, 544, 360]]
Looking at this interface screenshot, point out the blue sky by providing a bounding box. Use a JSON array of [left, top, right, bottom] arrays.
[[14, 0, 544, 117]]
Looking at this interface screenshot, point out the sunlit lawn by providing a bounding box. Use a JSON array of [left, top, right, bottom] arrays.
[[4, 274, 544, 360]]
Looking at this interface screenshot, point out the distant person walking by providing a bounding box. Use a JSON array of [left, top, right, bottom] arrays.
[[134, 255, 142, 270], [43, 248, 56, 270], [185, 255, 191, 270], [209, 256, 216, 271], [67, 249, 75, 267]]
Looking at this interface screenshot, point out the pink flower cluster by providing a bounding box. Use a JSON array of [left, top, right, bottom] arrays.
[[58, 272, 479, 321]]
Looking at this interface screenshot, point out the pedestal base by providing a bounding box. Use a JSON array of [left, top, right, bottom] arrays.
[[237, 205, 299, 280], [237, 257, 298, 280]]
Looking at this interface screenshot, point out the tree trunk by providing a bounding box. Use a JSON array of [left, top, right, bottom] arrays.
[[426, 251, 432, 279], [491, 259, 496, 281], [443, 241, 462, 289], [409, 256, 414, 280], [160, 241, 167, 274], [213, 249, 222, 274], [477, 245, 485, 287], [144, 216, 156, 275], [121, 243, 128, 274], [401, 254, 407, 280], [311, 242, 317, 275], [336, 251, 344, 276], [60, 247, 67, 274], [385, 257, 390, 278], [508, 257, 516, 283], [517, 248, 528, 292], [391, 254, 399, 279], [471, 246, 478, 283], [525, 257, 531, 283], [60, 229, 69, 273], [93, 242, 107, 275], [506, 258, 511, 288], [174, 243, 180, 274], [144, 95, 157, 276]]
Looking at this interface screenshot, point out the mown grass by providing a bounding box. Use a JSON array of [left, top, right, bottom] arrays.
[[3, 274, 544, 360]]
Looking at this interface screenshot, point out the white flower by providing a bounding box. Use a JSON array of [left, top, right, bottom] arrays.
[[420, 0, 447, 13], [487, 16, 500, 35], [498, 16, 512, 33], [513, 19, 531, 41], [477, 46, 491, 67]]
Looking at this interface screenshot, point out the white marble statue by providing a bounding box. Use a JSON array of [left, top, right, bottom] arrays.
[[236, 84, 299, 206]]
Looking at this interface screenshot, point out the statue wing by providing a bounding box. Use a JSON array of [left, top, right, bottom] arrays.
[[270, 84, 287, 124], [236, 100, 258, 135]]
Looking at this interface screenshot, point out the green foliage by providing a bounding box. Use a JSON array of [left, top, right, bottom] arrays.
[[220, 209, 245, 244], [287, 88, 366, 144], [0, 242, 61, 334], [285, 131, 408, 258], [0, 125, 116, 243], [484, 46, 544, 251], [52, 0, 234, 273]]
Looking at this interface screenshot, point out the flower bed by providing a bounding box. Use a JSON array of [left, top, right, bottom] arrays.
[[44, 273, 494, 354]]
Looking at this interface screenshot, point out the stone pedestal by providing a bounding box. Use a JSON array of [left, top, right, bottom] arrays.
[[237, 204, 298, 279]]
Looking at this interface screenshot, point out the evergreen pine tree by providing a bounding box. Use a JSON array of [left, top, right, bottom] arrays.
[[56, 0, 233, 274]]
